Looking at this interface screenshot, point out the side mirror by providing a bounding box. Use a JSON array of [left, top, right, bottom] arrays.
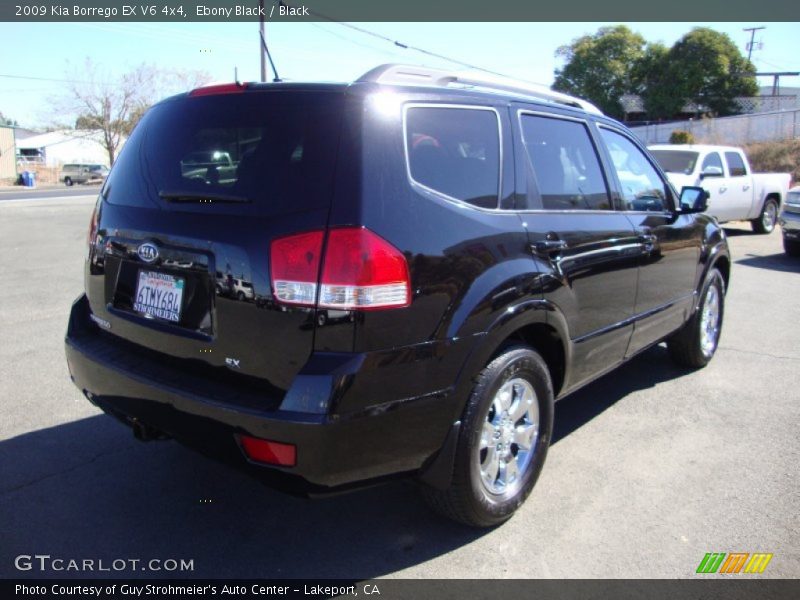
[[678, 186, 709, 214], [700, 165, 723, 179]]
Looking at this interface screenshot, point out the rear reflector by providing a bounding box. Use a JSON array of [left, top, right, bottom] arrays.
[[270, 227, 411, 310], [189, 82, 247, 97], [238, 435, 296, 467]]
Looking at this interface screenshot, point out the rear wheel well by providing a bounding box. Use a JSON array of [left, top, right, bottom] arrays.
[[497, 324, 565, 397]]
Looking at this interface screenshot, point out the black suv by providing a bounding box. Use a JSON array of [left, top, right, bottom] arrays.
[[65, 65, 730, 527]]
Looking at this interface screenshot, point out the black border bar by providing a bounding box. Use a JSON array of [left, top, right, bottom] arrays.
[[2, 0, 798, 22]]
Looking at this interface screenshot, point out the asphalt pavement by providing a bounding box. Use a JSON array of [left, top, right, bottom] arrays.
[[0, 194, 797, 579]]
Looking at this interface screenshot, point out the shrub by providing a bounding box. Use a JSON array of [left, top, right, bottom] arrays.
[[669, 130, 695, 144], [743, 140, 800, 184]]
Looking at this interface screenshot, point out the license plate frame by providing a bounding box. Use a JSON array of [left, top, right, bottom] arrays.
[[133, 270, 185, 323]]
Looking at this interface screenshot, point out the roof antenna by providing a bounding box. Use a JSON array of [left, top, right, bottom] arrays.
[[259, 29, 281, 82], [234, 66, 240, 85]]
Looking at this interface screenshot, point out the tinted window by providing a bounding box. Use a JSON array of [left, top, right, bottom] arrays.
[[405, 107, 500, 209], [105, 91, 344, 216], [701, 152, 723, 173], [600, 128, 669, 212], [650, 150, 699, 175], [518, 115, 610, 210], [725, 151, 748, 177]]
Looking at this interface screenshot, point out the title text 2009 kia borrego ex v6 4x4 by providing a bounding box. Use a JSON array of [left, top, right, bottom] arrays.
[[65, 64, 730, 527]]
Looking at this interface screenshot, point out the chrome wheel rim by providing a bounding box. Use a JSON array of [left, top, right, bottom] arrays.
[[763, 202, 777, 232], [478, 378, 539, 496], [700, 285, 721, 357]]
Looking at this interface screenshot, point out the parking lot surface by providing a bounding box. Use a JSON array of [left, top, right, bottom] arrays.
[[1, 195, 797, 578]]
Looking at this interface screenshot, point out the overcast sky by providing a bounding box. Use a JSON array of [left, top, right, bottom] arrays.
[[1, 21, 797, 128]]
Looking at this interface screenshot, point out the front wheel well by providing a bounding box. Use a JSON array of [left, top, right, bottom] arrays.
[[713, 255, 730, 291], [496, 323, 566, 398]]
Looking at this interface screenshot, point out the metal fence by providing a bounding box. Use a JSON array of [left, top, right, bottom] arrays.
[[630, 109, 800, 145]]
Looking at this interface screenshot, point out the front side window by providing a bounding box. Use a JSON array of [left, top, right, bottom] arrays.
[[405, 106, 500, 209], [600, 128, 669, 212], [518, 114, 610, 210], [724, 152, 748, 177]]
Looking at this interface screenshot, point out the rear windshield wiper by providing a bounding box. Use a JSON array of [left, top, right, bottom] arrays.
[[159, 190, 251, 204]]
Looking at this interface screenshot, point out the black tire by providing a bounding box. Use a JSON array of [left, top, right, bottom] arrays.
[[667, 268, 725, 368], [423, 346, 554, 527], [784, 237, 800, 257], [64, 177, 73, 187], [236, 291, 246, 301], [751, 198, 778, 234]]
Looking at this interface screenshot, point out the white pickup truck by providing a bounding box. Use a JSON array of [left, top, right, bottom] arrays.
[[648, 144, 792, 234]]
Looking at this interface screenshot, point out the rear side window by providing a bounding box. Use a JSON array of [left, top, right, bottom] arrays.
[[405, 106, 500, 209], [725, 152, 748, 177], [701, 152, 723, 173], [104, 91, 344, 216], [519, 114, 610, 210]]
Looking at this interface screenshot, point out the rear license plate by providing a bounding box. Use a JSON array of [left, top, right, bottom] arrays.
[[133, 271, 185, 322]]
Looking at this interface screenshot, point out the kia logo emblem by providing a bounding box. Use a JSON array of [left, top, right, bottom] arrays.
[[137, 242, 159, 263]]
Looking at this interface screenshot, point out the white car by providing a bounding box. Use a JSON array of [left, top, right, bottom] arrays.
[[649, 144, 791, 233]]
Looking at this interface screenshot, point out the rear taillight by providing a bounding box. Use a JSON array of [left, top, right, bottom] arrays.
[[87, 204, 99, 247], [270, 227, 411, 311], [270, 230, 324, 306]]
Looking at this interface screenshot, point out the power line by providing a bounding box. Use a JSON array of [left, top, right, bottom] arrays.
[[0, 73, 97, 85], [275, 1, 518, 81]]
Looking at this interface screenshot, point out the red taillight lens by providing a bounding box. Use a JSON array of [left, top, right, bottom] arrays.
[[270, 227, 411, 311], [320, 228, 411, 310], [238, 435, 296, 467], [270, 230, 324, 306], [189, 82, 247, 97], [87, 205, 98, 247]]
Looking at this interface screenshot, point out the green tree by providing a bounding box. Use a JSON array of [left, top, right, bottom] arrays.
[[553, 25, 646, 119], [630, 42, 681, 120], [640, 28, 758, 119]]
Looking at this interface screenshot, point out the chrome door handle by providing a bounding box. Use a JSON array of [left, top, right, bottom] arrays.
[[719, 186, 727, 193], [743, 185, 751, 191]]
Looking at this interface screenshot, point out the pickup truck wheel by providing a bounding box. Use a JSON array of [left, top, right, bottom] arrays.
[[64, 177, 73, 187], [784, 237, 800, 257], [422, 346, 554, 527], [667, 268, 725, 368], [752, 199, 778, 234]]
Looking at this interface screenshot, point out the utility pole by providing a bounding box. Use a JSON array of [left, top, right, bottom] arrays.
[[743, 26, 765, 63], [259, 0, 266, 83]]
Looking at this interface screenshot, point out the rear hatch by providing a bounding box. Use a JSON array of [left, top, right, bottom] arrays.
[[86, 86, 345, 393]]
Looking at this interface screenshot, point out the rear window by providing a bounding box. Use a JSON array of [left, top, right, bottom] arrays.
[[405, 106, 500, 209], [104, 91, 344, 215], [650, 150, 699, 175], [725, 151, 748, 177]]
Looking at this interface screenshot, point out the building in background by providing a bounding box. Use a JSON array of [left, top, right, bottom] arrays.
[[15, 130, 112, 168], [0, 125, 17, 182]]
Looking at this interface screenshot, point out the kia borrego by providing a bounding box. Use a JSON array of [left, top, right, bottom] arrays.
[[66, 65, 730, 527]]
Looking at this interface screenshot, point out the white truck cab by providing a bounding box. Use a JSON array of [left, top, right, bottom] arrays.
[[649, 144, 791, 233]]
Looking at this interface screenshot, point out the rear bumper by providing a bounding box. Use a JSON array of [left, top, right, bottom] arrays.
[[65, 295, 467, 491]]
